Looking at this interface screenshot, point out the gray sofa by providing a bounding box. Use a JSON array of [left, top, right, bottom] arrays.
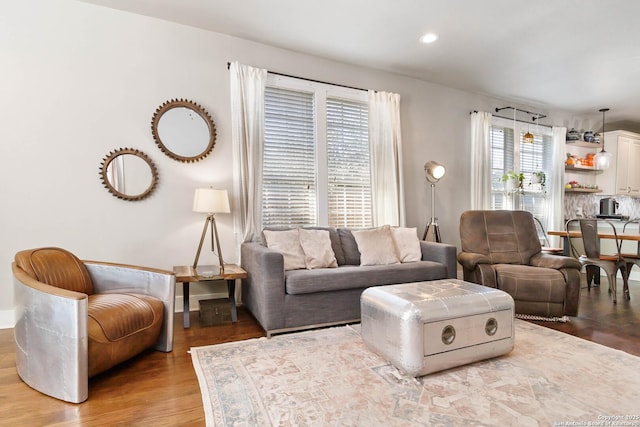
[[241, 227, 457, 337]]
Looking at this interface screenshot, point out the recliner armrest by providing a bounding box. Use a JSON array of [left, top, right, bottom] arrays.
[[529, 253, 582, 270], [457, 251, 492, 270]]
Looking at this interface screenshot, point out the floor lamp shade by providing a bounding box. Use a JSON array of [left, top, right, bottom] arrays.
[[423, 161, 445, 242], [425, 161, 446, 183], [193, 188, 230, 214], [192, 188, 230, 271]]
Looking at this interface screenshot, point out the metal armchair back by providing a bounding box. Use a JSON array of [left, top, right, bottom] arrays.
[[565, 218, 627, 303]]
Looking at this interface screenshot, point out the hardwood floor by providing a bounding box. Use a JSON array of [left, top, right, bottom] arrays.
[[1, 278, 639, 426]]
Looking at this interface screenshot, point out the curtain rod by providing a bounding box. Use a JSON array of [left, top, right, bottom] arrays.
[[470, 110, 553, 128], [227, 62, 368, 92], [495, 106, 547, 121]]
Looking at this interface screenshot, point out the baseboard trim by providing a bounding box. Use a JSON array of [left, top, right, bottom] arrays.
[[0, 309, 14, 330]]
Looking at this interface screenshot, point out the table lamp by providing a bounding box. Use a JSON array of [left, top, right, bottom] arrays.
[[423, 161, 446, 242], [192, 188, 230, 273]]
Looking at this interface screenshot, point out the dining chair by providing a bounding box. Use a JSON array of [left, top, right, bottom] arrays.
[[618, 219, 639, 301], [533, 216, 564, 255], [565, 218, 629, 303]]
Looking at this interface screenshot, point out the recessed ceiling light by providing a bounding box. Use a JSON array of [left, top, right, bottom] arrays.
[[420, 33, 438, 44]]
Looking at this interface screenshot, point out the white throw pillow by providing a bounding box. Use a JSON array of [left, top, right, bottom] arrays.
[[390, 227, 422, 263], [263, 229, 306, 271], [299, 229, 338, 269], [352, 225, 400, 266]]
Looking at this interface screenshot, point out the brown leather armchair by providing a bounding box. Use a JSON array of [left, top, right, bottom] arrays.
[[12, 247, 175, 403], [458, 210, 582, 318]]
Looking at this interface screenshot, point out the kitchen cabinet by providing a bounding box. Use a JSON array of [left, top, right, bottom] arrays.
[[596, 130, 640, 195]]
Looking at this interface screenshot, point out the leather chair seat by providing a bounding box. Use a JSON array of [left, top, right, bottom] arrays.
[[87, 293, 164, 377]]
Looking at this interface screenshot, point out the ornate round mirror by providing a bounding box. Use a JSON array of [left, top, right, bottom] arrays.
[[151, 99, 216, 162], [100, 148, 159, 201]]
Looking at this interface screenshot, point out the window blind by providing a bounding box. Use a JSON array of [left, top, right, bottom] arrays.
[[263, 86, 317, 227], [490, 120, 553, 227], [326, 97, 372, 228]]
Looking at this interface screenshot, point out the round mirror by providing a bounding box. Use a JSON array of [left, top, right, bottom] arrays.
[[151, 99, 216, 162], [100, 148, 158, 201]]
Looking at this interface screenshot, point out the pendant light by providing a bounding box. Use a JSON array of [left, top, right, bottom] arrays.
[[594, 108, 612, 170], [523, 120, 534, 144]]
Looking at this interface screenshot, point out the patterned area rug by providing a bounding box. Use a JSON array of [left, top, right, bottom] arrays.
[[191, 320, 640, 426]]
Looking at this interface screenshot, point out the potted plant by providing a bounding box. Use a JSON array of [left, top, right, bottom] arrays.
[[501, 171, 524, 195], [531, 170, 546, 188], [530, 170, 547, 197]]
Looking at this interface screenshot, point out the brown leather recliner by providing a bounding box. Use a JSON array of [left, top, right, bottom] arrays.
[[458, 210, 582, 317], [12, 247, 175, 403]]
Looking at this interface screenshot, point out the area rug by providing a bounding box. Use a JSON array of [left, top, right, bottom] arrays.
[[191, 320, 640, 426]]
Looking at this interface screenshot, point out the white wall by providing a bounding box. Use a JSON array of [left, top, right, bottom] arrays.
[[0, 0, 581, 328]]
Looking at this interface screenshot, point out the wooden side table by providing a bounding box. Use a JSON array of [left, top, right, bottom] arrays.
[[173, 264, 247, 328]]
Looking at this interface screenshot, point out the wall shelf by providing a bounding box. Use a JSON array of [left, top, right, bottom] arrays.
[[565, 188, 602, 193], [565, 165, 599, 172], [566, 140, 602, 148]]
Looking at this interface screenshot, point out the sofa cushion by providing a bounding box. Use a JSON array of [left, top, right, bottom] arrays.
[[299, 229, 338, 269], [391, 227, 422, 262], [285, 261, 446, 295], [87, 293, 164, 377], [352, 225, 400, 266], [337, 228, 360, 265], [263, 226, 345, 266], [263, 229, 306, 270], [305, 227, 344, 266]]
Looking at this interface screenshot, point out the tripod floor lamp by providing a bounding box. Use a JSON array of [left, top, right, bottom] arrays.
[[192, 188, 230, 273], [423, 161, 446, 242]]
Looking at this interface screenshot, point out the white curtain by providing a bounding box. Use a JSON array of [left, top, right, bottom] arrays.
[[229, 62, 267, 243], [547, 126, 567, 246], [368, 90, 405, 226], [470, 111, 493, 209]]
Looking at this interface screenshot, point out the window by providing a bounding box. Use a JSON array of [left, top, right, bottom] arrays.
[[262, 75, 371, 228], [490, 116, 553, 224]]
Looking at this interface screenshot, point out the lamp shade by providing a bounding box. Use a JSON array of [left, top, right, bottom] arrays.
[[594, 150, 612, 170], [425, 161, 446, 183], [193, 188, 230, 214]]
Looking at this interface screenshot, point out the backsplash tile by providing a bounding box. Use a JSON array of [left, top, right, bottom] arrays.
[[564, 194, 640, 220]]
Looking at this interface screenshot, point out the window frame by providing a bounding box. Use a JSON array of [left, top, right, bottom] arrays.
[[490, 116, 553, 221], [263, 74, 370, 227]]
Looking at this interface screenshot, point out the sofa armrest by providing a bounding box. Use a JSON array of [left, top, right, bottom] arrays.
[[241, 242, 286, 332], [84, 261, 175, 352], [420, 241, 457, 279], [529, 253, 582, 270], [13, 263, 89, 403]]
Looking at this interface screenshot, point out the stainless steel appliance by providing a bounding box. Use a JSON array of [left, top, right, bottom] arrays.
[[597, 198, 628, 220], [599, 198, 618, 216]]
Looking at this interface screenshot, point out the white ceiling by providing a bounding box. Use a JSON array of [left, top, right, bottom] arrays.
[[78, 0, 640, 130]]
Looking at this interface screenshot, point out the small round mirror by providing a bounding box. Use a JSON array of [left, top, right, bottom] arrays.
[[100, 148, 158, 201], [151, 99, 216, 162]]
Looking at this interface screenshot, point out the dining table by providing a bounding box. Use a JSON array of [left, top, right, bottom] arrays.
[[548, 229, 640, 257], [548, 228, 640, 285]]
